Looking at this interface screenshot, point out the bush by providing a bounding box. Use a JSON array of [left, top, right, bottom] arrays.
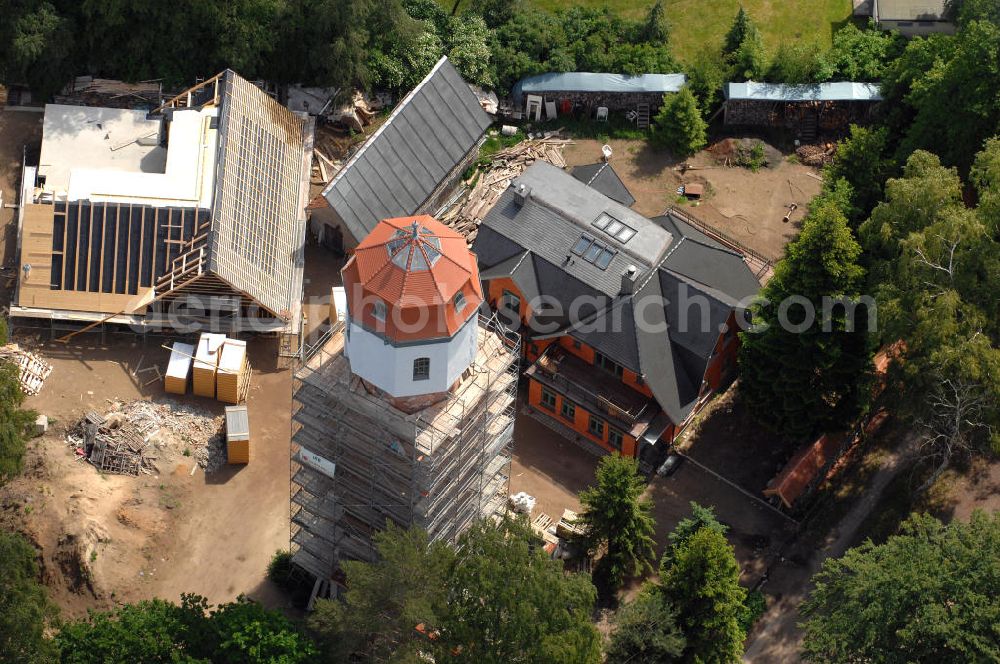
[[739, 589, 768, 633], [735, 140, 767, 172]]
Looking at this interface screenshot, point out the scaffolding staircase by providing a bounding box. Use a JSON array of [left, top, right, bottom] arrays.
[[636, 103, 651, 130]]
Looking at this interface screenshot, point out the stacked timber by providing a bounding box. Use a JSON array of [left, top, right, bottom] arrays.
[[164, 342, 195, 395], [216, 340, 249, 404], [438, 137, 571, 243], [193, 333, 226, 398], [225, 405, 251, 464]]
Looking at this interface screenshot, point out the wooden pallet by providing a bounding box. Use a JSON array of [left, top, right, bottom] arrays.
[[0, 344, 53, 395]]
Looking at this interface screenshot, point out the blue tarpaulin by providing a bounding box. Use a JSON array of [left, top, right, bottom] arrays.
[[513, 72, 686, 103]]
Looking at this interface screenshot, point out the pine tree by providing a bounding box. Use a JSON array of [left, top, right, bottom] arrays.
[[738, 199, 872, 440], [660, 528, 747, 663], [723, 6, 767, 80], [651, 87, 707, 158], [723, 6, 752, 55], [639, 0, 670, 44], [575, 453, 657, 591]]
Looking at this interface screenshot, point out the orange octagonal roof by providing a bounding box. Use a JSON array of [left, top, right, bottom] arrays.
[[342, 216, 483, 342]]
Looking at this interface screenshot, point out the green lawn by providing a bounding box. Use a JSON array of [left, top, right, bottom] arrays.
[[459, 0, 854, 64]]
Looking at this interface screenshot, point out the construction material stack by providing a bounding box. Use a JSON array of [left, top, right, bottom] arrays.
[[193, 333, 226, 398], [164, 342, 195, 395], [225, 405, 250, 464], [216, 340, 248, 404]]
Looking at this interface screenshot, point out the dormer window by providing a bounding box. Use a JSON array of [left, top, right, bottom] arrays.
[[372, 300, 387, 322], [453, 290, 467, 313]]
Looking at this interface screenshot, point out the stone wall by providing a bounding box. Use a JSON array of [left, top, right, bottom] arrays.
[[522, 91, 670, 114]]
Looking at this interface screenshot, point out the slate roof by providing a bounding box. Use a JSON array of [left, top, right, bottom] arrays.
[[322, 57, 491, 242], [474, 162, 761, 424], [571, 162, 636, 207], [209, 70, 311, 317]]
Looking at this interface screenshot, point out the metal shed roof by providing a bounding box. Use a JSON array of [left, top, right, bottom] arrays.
[[322, 57, 491, 243], [724, 81, 883, 102], [513, 72, 686, 103]]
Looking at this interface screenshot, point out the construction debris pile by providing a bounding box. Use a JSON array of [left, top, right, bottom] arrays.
[[439, 136, 571, 242], [0, 343, 53, 395], [795, 143, 836, 167], [66, 400, 226, 476], [54, 76, 163, 108]]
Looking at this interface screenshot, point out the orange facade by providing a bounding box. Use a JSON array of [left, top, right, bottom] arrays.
[[527, 379, 640, 457], [488, 277, 738, 458]]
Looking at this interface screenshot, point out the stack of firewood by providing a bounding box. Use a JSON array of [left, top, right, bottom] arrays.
[[439, 137, 572, 242]]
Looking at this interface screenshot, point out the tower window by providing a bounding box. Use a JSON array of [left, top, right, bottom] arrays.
[[413, 357, 430, 381], [372, 300, 387, 322], [453, 290, 467, 313]]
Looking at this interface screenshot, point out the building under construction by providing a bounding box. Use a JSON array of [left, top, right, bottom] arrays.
[[289, 216, 519, 583], [12, 70, 312, 341]]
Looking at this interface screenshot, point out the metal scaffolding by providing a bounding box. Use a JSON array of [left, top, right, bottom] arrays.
[[288, 314, 520, 582]]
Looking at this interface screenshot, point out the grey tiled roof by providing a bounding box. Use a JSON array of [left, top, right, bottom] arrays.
[[322, 57, 491, 241], [571, 162, 636, 207], [474, 162, 762, 425]]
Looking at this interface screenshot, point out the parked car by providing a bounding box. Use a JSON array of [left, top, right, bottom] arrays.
[[657, 453, 684, 477]]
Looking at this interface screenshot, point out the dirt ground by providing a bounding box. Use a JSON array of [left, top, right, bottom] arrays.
[[0, 333, 298, 615], [562, 138, 822, 260], [510, 405, 794, 584]]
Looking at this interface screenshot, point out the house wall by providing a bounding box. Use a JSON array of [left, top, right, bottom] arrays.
[[310, 206, 359, 255], [527, 377, 639, 457]]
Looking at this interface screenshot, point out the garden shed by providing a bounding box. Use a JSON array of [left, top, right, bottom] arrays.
[[512, 72, 686, 117], [722, 82, 882, 139]]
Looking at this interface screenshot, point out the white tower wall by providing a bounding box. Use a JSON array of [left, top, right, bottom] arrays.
[[344, 315, 479, 397]]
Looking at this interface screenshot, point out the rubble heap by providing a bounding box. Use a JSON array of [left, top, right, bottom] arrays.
[[438, 136, 571, 242], [66, 399, 226, 476]]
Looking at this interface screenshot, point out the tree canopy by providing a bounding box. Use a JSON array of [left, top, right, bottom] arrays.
[[0, 530, 57, 663], [308, 524, 454, 662], [0, 319, 36, 486], [739, 195, 873, 440], [660, 527, 747, 663], [651, 87, 707, 158], [54, 594, 317, 663], [575, 453, 657, 591], [438, 517, 601, 664], [801, 511, 1000, 663], [605, 588, 685, 664]]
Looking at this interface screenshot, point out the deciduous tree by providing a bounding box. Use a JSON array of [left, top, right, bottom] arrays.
[[0, 530, 56, 663], [801, 512, 1000, 663], [437, 517, 601, 664], [605, 588, 685, 664], [308, 524, 453, 662]]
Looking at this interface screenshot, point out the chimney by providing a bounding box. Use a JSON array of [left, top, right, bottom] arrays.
[[621, 265, 638, 295], [514, 183, 531, 206]]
